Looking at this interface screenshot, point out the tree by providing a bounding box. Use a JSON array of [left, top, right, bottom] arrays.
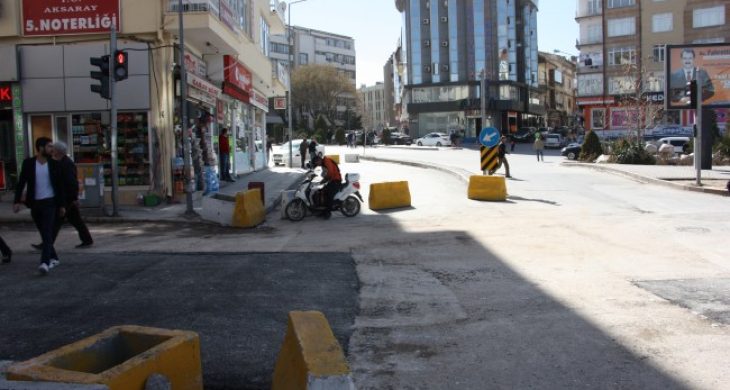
[[580, 130, 603, 162], [291, 65, 357, 128]]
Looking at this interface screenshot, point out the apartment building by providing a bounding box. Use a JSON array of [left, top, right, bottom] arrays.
[[395, 0, 542, 139], [359, 83, 386, 131], [575, 0, 729, 137], [0, 0, 286, 201], [538, 52, 578, 128]]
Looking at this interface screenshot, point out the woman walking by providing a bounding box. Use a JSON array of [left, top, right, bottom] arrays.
[[534, 133, 545, 162]]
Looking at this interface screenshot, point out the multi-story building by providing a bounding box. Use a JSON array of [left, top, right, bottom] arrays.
[[359, 83, 386, 131], [269, 26, 357, 127], [575, 0, 729, 137], [395, 0, 542, 139], [538, 52, 578, 128], [383, 54, 397, 128], [0, 0, 286, 202]]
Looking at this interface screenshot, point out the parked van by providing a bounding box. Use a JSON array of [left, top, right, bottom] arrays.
[[656, 137, 690, 154]]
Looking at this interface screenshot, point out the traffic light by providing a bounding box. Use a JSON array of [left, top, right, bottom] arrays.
[[686, 80, 698, 107], [114, 50, 128, 81], [90, 55, 110, 100]]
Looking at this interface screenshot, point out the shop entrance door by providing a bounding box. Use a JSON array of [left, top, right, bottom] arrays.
[[30, 115, 53, 150], [55, 116, 70, 156]]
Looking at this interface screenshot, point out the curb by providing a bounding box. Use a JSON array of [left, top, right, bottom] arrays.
[[562, 162, 729, 196], [360, 155, 472, 184]]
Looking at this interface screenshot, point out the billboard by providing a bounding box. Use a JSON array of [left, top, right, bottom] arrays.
[[666, 43, 730, 110], [22, 0, 120, 36]]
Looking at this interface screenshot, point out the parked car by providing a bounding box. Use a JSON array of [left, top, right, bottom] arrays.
[[389, 132, 412, 145], [656, 137, 690, 154], [561, 143, 582, 160], [544, 134, 564, 149], [513, 127, 537, 142], [415, 132, 451, 147], [273, 139, 325, 167]]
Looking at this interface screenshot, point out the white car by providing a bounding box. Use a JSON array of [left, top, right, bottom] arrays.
[[656, 137, 690, 154], [544, 134, 563, 149], [415, 132, 451, 147], [273, 139, 325, 167]]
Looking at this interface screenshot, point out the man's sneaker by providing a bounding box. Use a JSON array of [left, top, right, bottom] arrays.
[[75, 242, 93, 248], [49, 259, 61, 269], [38, 263, 50, 275]]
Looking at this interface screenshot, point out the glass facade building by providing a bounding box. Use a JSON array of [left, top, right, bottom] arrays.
[[397, 0, 542, 138]]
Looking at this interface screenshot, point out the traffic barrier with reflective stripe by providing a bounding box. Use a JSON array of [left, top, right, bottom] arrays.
[[272, 311, 354, 390], [468, 175, 507, 201], [369, 181, 411, 210], [6, 326, 203, 390], [232, 188, 266, 228]]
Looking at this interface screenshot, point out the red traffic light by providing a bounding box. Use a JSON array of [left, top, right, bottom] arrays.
[[116, 52, 127, 64]]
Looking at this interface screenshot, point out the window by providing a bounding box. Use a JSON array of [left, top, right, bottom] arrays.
[[299, 53, 308, 65], [693, 6, 725, 28], [608, 75, 636, 95], [270, 42, 289, 54], [652, 13, 673, 32], [591, 108, 605, 129], [578, 73, 603, 96], [587, 0, 601, 16], [585, 24, 602, 44], [607, 46, 636, 66], [607, 17, 635, 37], [652, 45, 665, 63], [607, 0, 634, 8], [259, 16, 270, 56]]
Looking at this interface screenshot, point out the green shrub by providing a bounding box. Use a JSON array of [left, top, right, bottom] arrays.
[[579, 131, 603, 162], [382, 129, 393, 145], [313, 128, 327, 143], [335, 128, 346, 145]]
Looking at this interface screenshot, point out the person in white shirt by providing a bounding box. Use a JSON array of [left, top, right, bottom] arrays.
[[13, 137, 67, 275]]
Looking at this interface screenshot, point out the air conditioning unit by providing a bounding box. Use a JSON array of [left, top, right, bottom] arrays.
[[441, 40, 448, 47], [440, 16, 448, 23], [423, 18, 430, 24], [441, 64, 449, 72], [424, 65, 432, 73], [424, 40, 431, 47]]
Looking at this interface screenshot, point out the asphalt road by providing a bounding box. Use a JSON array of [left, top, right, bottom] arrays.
[[0, 252, 358, 390], [1, 149, 729, 389]]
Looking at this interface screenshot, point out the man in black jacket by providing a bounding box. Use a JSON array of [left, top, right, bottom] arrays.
[[30, 142, 92, 248], [13, 137, 66, 275]]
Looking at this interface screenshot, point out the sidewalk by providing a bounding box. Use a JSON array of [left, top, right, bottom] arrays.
[[0, 167, 306, 224]]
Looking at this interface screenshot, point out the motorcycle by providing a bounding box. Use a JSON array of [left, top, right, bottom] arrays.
[[285, 171, 364, 221]]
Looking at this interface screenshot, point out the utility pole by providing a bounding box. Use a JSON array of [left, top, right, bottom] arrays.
[[480, 69, 486, 130], [110, 25, 119, 217], [694, 80, 702, 186], [178, 0, 194, 214]]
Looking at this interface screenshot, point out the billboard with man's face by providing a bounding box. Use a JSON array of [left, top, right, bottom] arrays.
[[666, 44, 730, 110]]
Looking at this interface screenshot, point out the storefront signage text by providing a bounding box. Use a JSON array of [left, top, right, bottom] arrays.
[[187, 72, 221, 99], [0, 85, 11, 107], [22, 0, 120, 36], [184, 53, 207, 78], [274, 97, 287, 110], [224, 55, 252, 94], [251, 90, 269, 113]]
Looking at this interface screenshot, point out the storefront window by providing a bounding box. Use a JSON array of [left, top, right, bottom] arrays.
[[72, 112, 149, 186]]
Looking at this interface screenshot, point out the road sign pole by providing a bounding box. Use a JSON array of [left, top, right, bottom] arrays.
[[694, 80, 702, 186], [110, 24, 119, 217], [480, 69, 486, 130]]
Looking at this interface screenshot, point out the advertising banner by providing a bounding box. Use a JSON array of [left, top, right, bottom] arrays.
[[223, 55, 252, 94], [22, 0, 120, 36], [666, 44, 730, 109]]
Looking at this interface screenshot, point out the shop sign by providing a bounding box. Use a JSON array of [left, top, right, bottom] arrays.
[[274, 97, 287, 110], [12, 84, 24, 173], [0, 85, 11, 108], [187, 72, 221, 99], [644, 92, 664, 103], [251, 90, 269, 113], [184, 53, 207, 78], [188, 88, 217, 108], [224, 55, 252, 94], [22, 0, 120, 37], [217, 99, 225, 123]]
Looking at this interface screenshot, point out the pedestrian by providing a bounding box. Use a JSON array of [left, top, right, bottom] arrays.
[[450, 131, 456, 147], [534, 133, 545, 162], [32, 142, 93, 250], [13, 137, 67, 275], [266, 137, 273, 164], [510, 135, 516, 152], [219, 128, 234, 182], [494, 136, 511, 178], [0, 235, 11, 264], [308, 138, 319, 163], [299, 138, 309, 168]]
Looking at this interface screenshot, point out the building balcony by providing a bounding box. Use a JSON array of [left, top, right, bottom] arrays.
[[576, 37, 603, 47], [575, 10, 602, 20], [165, 0, 249, 54]]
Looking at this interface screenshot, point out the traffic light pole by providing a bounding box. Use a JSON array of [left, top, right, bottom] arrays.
[[110, 25, 120, 217], [179, 0, 194, 215]]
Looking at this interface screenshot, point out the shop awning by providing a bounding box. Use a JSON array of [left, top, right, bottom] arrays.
[[266, 114, 285, 125]]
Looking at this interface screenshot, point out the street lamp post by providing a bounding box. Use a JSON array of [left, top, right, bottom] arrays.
[[287, 0, 308, 167]]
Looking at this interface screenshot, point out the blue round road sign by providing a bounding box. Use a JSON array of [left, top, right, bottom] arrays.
[[479, 127, 501, 148]]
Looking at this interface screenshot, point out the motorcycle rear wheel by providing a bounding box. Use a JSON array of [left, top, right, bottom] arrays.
[[340, 196, 361, 217], [285, 198, 307, 221]]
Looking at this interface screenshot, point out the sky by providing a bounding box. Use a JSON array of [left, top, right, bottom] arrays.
[[290, 0, 579, 87]]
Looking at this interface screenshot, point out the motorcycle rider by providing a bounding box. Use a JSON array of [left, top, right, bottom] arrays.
[[312, 154, 342, 219]]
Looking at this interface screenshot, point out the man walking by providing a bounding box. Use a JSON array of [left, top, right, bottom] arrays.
[[299, 138, 309, 168], [14, 137, 66, 275], [219, 128, 234, 182]]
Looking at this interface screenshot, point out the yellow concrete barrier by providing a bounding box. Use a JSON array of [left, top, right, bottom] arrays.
[[468, 175, 507, 201], [232, 188, 266, 228], [272, 311, 353, 390], [7, 325, 203, 390], [368, 181, 411, 210], [325, 154, 340, 164]]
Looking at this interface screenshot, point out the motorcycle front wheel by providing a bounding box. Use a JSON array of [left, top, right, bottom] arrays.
[[340, 196, 361, 217], [285, 198, 307, 221]]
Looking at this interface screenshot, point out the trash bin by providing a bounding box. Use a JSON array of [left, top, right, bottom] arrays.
[[248, 181, 265, 205]]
